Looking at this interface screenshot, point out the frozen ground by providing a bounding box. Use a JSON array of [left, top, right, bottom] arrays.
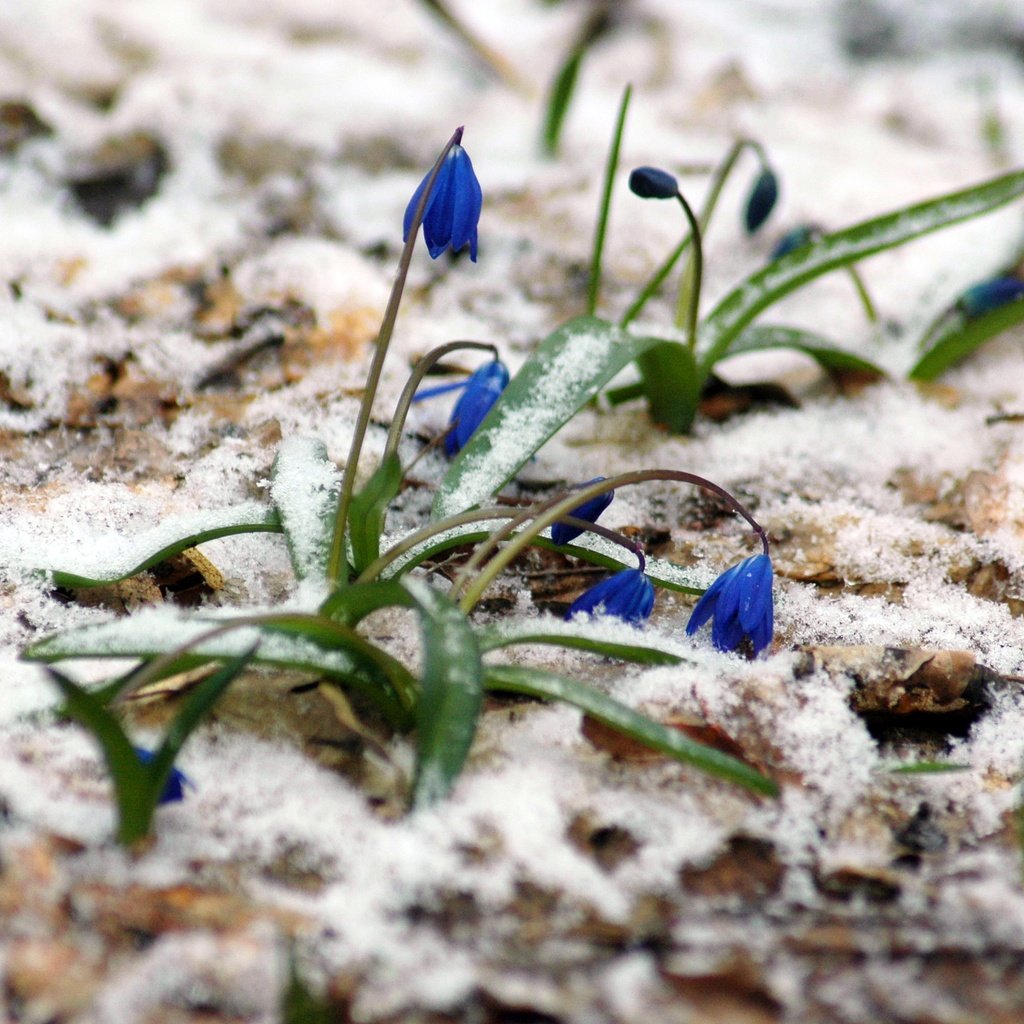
[[2, 1, 1024, 1021]]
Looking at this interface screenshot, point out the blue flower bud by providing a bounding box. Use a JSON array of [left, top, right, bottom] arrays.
[[629, 166, 679, 200], [445, 360, 509, 456], [133, 747, 191, 804], [686, 553, 774, 655], [403, 138, 483, 261], [565, 567, 655, 627], [744, 167, 779, 234], [771, 224, 819, 260], [957, 277, 1024, 318], [551, 478, 615, 546]]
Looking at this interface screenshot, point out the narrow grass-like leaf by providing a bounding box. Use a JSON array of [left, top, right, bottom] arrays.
[[909, 298, 1024, 380], [635, 340, 701, 434], [404, 579, 483, 808], [728, 325, 886, 376], [320, 579, 414, 625], [271, 437, 340, 583], [44, 504, 280, 589], [49, 648, 253, 844], [884, 761, 971, 774], [542, 50, 583, 157], [484, 665, 778, 796], [25, 610, 415, 730], [477, 622, 682, 665], [47, 668, 151, 843], [588, 83, 631, 313], [433, 316, 661, 518], [698, 167, 1024, 373], [348, 453, 403, 573]]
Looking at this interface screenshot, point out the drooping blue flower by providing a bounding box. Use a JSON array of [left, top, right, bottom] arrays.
[[957, 277, 1024, 318], [771, 224, 820, 260], [629, 166, 680, 200], [403, 134, 483, 261], [551, 478, 615, 546], [686, 553, 774, 655], [565, 567, 655, 627], [744, 167, 779, 234], [133, 747, 190, 805], [445, 360, 509, 456]]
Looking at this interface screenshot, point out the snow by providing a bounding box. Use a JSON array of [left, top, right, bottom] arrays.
[[3, 0, 1024, 1018]]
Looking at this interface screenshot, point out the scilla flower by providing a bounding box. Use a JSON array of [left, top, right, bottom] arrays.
[[686, 553, 774, 656], [566, 552, 655, 627], [133, 747, 191, 804], [744, 167, 779, 234], [771, 224, 821, 260], [551, 477, 614, 546], [957, 277, 1024, 317], [403, 128, 483, 261], [628, 166, 679, 200], [414, 359, 510, 456]]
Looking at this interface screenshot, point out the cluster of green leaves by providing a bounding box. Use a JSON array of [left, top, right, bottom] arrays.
[[575, 89, 1024, 433]]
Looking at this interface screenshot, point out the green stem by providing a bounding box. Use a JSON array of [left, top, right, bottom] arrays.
[[456, 469, 769, 612], [845, 266, 879, 324], [384, 341, 498, 462], [623, 138, 760, 329], [588, 83, 632, 316], [672, 191, 704, 350], [327, 127, 465, 587]]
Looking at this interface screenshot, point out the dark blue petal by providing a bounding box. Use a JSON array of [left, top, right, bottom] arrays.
[[958, 277, 1024, 317], [771, 224, 817, 260], [551, 478, 615, 546], [745, 168, 779, 234], [686, 555, 775, 655], [412, 379, 469, 403], [566, 568, 655, 626], [133, 746, 190, 805], [403, 143, 483, 261], [445, 360, 509, 456], [629, 166, 679, 200]]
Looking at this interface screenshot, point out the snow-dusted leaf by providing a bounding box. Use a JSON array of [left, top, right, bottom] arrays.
[[42, 503, 281, 589], [432, 316, 661, 519], [477, 618, 683, 665], [483, 665, 779, 796], [405, 579, 483, 808], [699, 167, 1024, 371], [728, 324, 885, 377], [24, 608, 414, 730], [910, 297, 1024, 380], [348, 453, 403, 573], [270, 436, 340, 583]]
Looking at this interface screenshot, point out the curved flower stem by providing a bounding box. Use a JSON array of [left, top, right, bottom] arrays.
[[622, 138, 764, 329], [355, 507, 515, 584], [671, 191, 704, 350], [327, 127, 465, 588], [455, 469, 769, 613], [383, 340, 499, 461]]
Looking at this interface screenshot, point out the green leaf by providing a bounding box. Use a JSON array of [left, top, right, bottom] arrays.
[[320, 579, 414, 625], [483, 665, 778, 797], [348, 453, 403, 574], [404, 579, 484, 808], [477, 621, 683, 665], [25, 610, 415, 731], [728, 324, 886, 377], [635, 340, 701, 434], [433, 316, 661, 518], [884, 760, 971, 775], [270, 437, 340, 583], [542, 49, 583, 157], [48, 648, 254, 845], [44, 503, 281, 589], [909, 298, 1024, 380], [699, 167, 1024, 372]]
